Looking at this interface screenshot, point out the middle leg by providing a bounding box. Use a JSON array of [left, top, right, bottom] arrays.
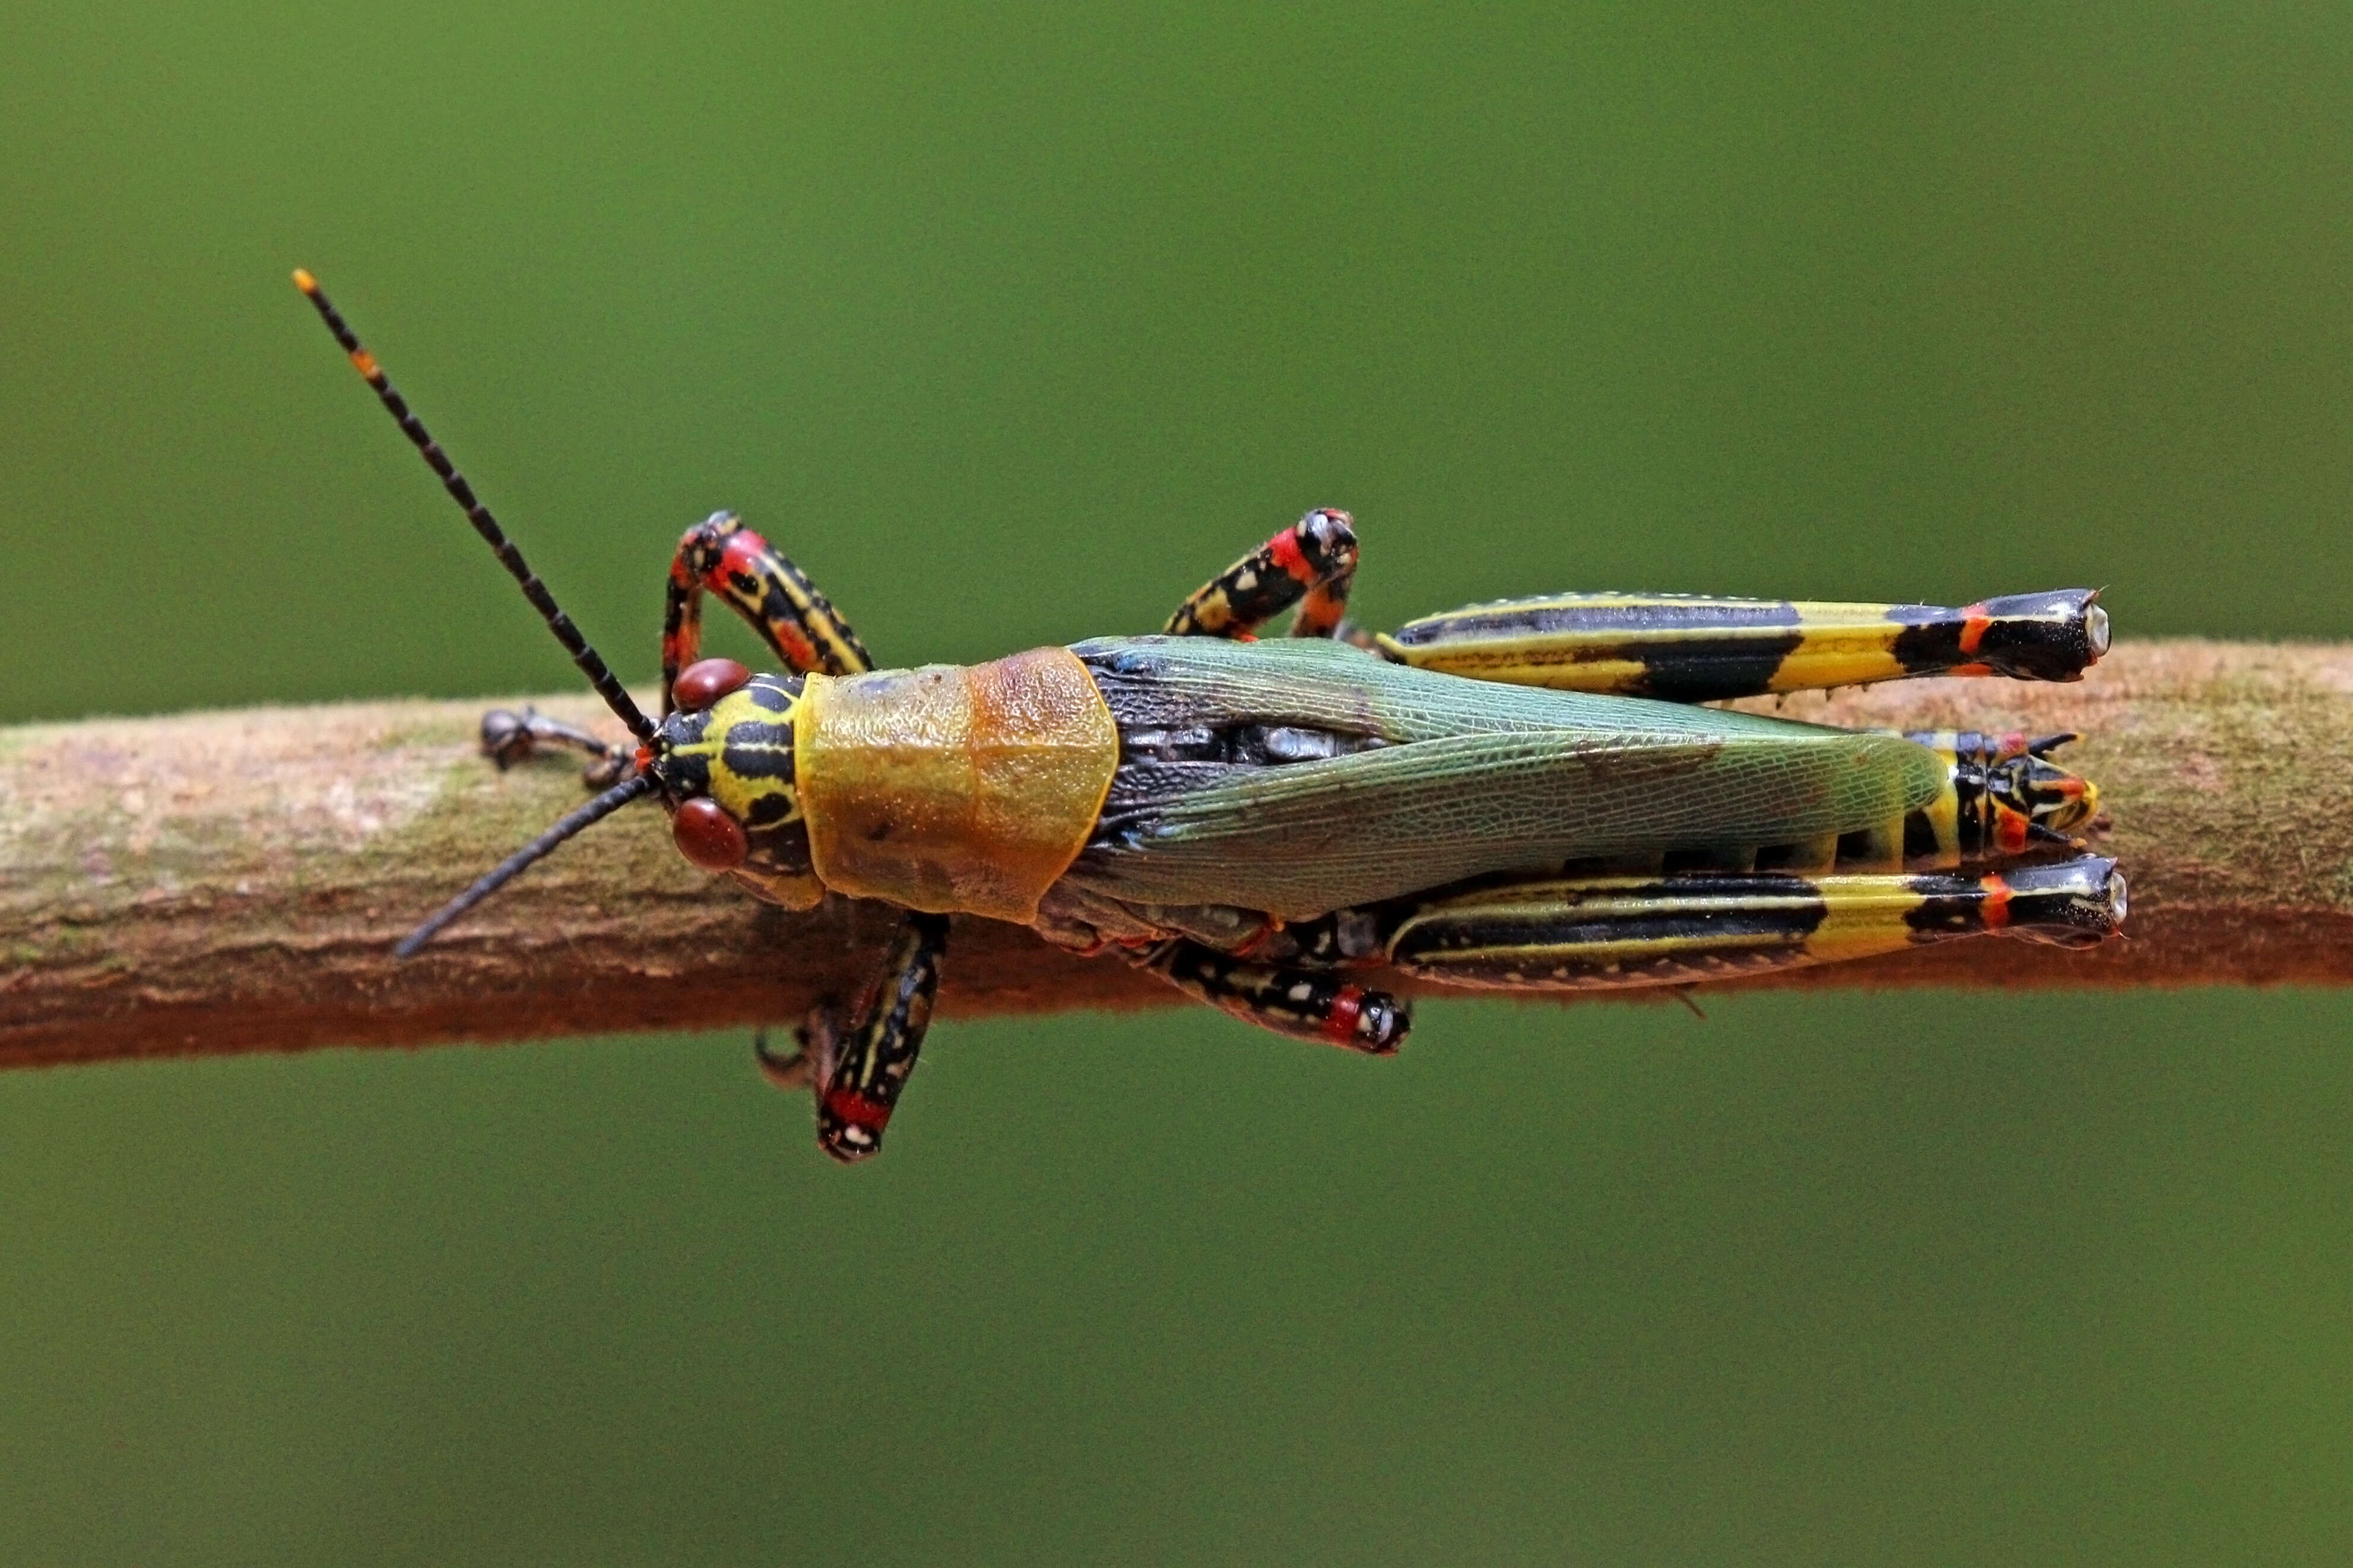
[[1164, 509, 1361, 639], [1126, 935, 1410, 1055]]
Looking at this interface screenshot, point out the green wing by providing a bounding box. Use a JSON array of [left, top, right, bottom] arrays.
[[1064, 637, 1946, 918]]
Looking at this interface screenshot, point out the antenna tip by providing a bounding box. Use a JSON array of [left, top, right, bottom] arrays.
[[291, 267, 319, 294]]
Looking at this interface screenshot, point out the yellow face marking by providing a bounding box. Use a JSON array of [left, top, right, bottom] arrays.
[[667, 684, 804, 827]]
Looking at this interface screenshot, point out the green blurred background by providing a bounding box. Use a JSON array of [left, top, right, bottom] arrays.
[[4, 4, 2351, 1562]]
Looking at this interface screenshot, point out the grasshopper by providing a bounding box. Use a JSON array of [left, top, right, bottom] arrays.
[[297, 271, 2123, 1163]]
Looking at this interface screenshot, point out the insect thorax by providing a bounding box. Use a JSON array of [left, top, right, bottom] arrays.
[[793, 647, 1121, 922]]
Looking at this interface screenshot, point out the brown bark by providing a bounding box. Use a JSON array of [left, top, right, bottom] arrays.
[[3, 639, 2349, 1069]]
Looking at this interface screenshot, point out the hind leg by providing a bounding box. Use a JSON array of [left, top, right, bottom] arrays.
[[1379, 589, 2110, 701], [1382, 857, 2126, 991]]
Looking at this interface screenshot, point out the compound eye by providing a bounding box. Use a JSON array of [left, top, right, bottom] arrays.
[[673, 658, 753, 711], [2084, 604, 2111, 659], [673, 796, 750, 870]]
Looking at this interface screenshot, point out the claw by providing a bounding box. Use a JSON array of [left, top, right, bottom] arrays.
[[479, 707, 537, 770], [753, 1027, 814, 1092], [478, 704, 633, 786]]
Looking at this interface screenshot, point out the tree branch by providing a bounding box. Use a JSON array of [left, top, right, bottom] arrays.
[[4, 639, 2348, 1069]]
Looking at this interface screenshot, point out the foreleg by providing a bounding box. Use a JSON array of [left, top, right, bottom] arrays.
[[485, 509, 877, 785], [663, 510, 874, 709], [757, 912, 952, 1163]]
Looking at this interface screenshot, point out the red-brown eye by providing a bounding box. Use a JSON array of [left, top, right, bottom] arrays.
[[673, 658, 752, 711], [673, 796, 749, 869]]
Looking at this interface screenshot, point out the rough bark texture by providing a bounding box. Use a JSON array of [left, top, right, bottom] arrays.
[[2, 639, 2348, 1069]]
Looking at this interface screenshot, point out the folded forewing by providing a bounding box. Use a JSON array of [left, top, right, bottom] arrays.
[[1066, 722, 1946, 918]]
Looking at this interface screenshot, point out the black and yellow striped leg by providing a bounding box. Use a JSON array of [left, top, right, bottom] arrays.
[[1385, 856, 2125, 992], [1380, 589, 2110, 700], [662, 510, 873, 710], [1163, 509, 1359, 639], [1128, 937, 1410, 1054], [758, 912, 952, 1163], [659, 515, 943, 1161]]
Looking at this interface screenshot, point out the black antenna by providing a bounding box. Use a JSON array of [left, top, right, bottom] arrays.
[[394, 773, 659, 958], [293, 269, 657, 744]]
